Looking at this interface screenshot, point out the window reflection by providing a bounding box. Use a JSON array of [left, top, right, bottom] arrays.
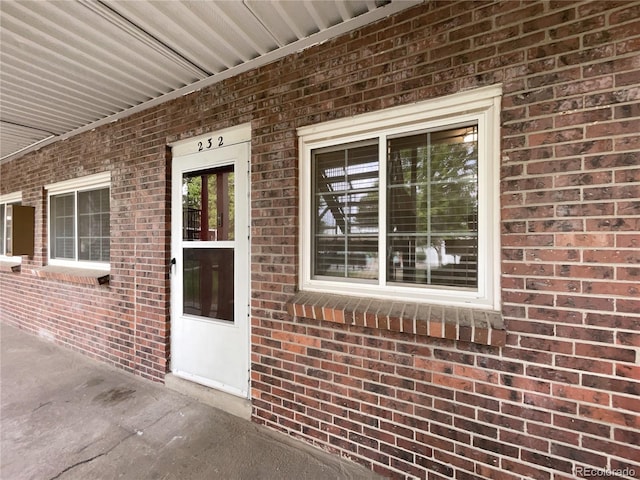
[[181, 164, 235, 322], [312, 142, 379, 280], [183, 248, 234, 321], [182, 167, 234, 241], [387, 126, 478, 288], [311, 125, 479, 289]]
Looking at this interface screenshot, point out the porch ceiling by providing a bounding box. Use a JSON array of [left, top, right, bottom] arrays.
[[0, 0, 421, 163]]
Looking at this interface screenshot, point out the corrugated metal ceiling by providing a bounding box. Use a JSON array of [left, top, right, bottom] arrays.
[[0, 0, 421, 162]]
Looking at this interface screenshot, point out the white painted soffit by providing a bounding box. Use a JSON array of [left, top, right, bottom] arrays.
[[0, 0, 422, 163]]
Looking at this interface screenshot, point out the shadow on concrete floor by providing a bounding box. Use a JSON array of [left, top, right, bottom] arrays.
[[0, 322, 380, 480]]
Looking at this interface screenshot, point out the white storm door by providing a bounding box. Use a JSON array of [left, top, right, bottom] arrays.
[[171, 141, 249, 398]]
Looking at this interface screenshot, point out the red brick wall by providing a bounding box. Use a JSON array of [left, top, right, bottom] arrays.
[[0, 119, 172, 381], [1, 1, 638, 478]]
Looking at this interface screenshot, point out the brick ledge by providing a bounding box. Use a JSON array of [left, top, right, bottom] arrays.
[[32, 265, 110, 286], [0, 260, 21, 273], [287, 291, 506, 347]]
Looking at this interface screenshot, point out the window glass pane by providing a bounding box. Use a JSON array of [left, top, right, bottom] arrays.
[[77, 188, 110, 262], [183, 167, 234, 241], [50, 193, 76, 259], [183, 248, 234, 321], [56, 238, 74, 259], [0, 202, 18, 255], [0, 204, 4, 255], [387, 126, 478, 288], [312, 142, 379, 280]]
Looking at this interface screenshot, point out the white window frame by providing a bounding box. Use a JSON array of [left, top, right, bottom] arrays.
[[0, 191, 23, 262], [298, 85, 502, 310], [46, 172, 111, 271]]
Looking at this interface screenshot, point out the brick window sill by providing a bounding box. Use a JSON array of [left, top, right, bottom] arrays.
[[0, 260, 21, 273], [33, 265, 110, 286], [287, 291, 506, 347]]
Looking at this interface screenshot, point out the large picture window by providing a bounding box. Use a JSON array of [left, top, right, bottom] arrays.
[[46, 172, 110, 268], [299, 86, 501, 309]]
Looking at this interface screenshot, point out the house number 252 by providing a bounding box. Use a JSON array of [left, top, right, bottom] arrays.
[[198, 136, 224, 151]]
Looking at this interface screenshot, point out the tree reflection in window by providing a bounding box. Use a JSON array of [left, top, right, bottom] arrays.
[[312, 125, 478, 289], [388, 126, 478, 288]]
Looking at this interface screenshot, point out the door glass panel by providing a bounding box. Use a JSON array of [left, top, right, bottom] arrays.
[[183, 248, 234, 321], [181, 164, 235, 322], [182, 166, 234, 241]]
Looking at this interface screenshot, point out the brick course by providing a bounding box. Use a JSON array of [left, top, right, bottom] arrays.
[[1, 1, 638, 478]]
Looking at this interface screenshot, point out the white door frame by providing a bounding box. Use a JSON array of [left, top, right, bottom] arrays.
[[169, 124, 251, 398]]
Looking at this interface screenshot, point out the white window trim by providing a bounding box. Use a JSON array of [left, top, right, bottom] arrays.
[[0, 191, 23, 262], [298, 85, 502, 310], [46, 172, 111, 270], [0, 192, 22, 204]]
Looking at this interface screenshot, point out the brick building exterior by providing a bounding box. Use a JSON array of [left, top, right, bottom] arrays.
[[1, 1, 638, 478]]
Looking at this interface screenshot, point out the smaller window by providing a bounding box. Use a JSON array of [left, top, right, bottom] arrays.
[[46, 173, 110, 269], [0, 192, 22, 260]]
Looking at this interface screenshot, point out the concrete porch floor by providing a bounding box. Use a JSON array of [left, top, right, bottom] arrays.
[[0, 322, 380, 480]]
